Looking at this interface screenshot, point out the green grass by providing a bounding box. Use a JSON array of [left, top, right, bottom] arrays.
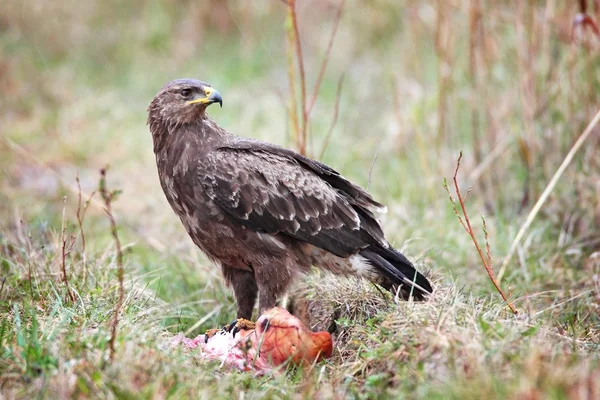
[[1, 1, 599, 398]]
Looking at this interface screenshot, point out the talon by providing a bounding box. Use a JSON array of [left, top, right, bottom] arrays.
[[224, 319, 238, 337], [204, 328, 221, 343], [225, 318, 256, 337], [226, 319, 237, 333]]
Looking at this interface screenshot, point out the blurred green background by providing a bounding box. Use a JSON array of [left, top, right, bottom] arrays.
[[2, 0, 598, 286]]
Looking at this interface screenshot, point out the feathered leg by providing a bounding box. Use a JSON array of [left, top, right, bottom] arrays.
[[223, 266, 258, 320], [254, 261, 293, 315]]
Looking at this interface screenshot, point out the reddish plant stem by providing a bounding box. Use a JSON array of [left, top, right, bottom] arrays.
[[61, 235, 76, 303], [450, 152, 517, 314], [99, 167, 125, 361]]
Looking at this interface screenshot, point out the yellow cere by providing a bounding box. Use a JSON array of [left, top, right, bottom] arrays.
[[187, 96, 209, 105]]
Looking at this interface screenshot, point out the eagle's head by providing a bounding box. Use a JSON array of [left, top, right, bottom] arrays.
[[147, 78, 223, 133]]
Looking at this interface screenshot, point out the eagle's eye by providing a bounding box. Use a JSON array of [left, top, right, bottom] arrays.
[[180, 88, 192, 98]]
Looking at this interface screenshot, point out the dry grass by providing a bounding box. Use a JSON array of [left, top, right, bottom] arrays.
[[1, 0, 600, 398]]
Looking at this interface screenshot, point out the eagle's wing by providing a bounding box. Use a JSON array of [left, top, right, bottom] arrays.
[[198, 145, 387, 258]]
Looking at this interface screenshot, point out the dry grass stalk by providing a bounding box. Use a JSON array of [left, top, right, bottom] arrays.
[[306, 0, 346, 118], [98, 167, 125, 361], [283, 0, 346, 157], [366, 139, 381, 193], [287, 0, 307, 155], [75, 173, 96, 282], [497, 108, 600, 281], [318, 73, 345, 159], [515, 3, 536, 211], [468, 0, 486, 181], [444, 152, 518, 314], [59, 196, 76, 303], [434, 0, 452, 145], [285, 11, 301, 153]]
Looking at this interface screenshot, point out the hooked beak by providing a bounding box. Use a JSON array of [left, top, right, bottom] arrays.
[[187, 86, 223, 108]]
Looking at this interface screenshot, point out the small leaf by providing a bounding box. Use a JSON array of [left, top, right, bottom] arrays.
[[1, 258, 10, 274], [366, 373, 388, 387], [478, 316, 491, 333], [521, 325, 539, 337]]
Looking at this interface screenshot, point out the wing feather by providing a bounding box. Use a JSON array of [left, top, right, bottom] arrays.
[[199, 146, 386, 257]]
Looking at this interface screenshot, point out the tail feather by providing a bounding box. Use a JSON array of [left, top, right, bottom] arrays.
[[360, 244, 432, 300]]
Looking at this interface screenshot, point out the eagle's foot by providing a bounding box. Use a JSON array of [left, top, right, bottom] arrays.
[[226, 318, 256, 337]]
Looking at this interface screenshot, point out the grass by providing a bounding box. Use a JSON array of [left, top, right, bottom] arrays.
[[1, 0, 599, 398]]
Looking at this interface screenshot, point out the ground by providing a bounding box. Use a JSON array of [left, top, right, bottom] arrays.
[[1, 1, 599, 398]]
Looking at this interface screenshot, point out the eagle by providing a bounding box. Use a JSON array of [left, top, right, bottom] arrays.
[[147, 79, 432, 328]]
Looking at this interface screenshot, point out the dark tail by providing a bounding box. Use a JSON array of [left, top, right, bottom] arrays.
[[360, 243, 433, 300]]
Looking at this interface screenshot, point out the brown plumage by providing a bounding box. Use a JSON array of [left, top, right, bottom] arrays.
[[147, 78, 432, 321]]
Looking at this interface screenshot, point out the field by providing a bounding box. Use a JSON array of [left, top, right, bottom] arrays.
[[1, 1, 599, 398]]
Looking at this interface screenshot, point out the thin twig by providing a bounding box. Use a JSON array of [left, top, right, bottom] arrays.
[[99, 167, 125, 361], [288, 0, 308, 155], [306, 0, 346, 118], [444, 152, 517, 314], [61, 235, 76, 303], [467, 136, 513, 184], [366, 139, 381, 192], [319, 73, 345, 159], [391, 76, 402, 140], [481, 216, 492, 265], [286, 10, 301, 152], [468, 0, 482, 165], [534, 290, 594, 316], [435, 0, 452, 145], [497, 108, 600, 281]]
